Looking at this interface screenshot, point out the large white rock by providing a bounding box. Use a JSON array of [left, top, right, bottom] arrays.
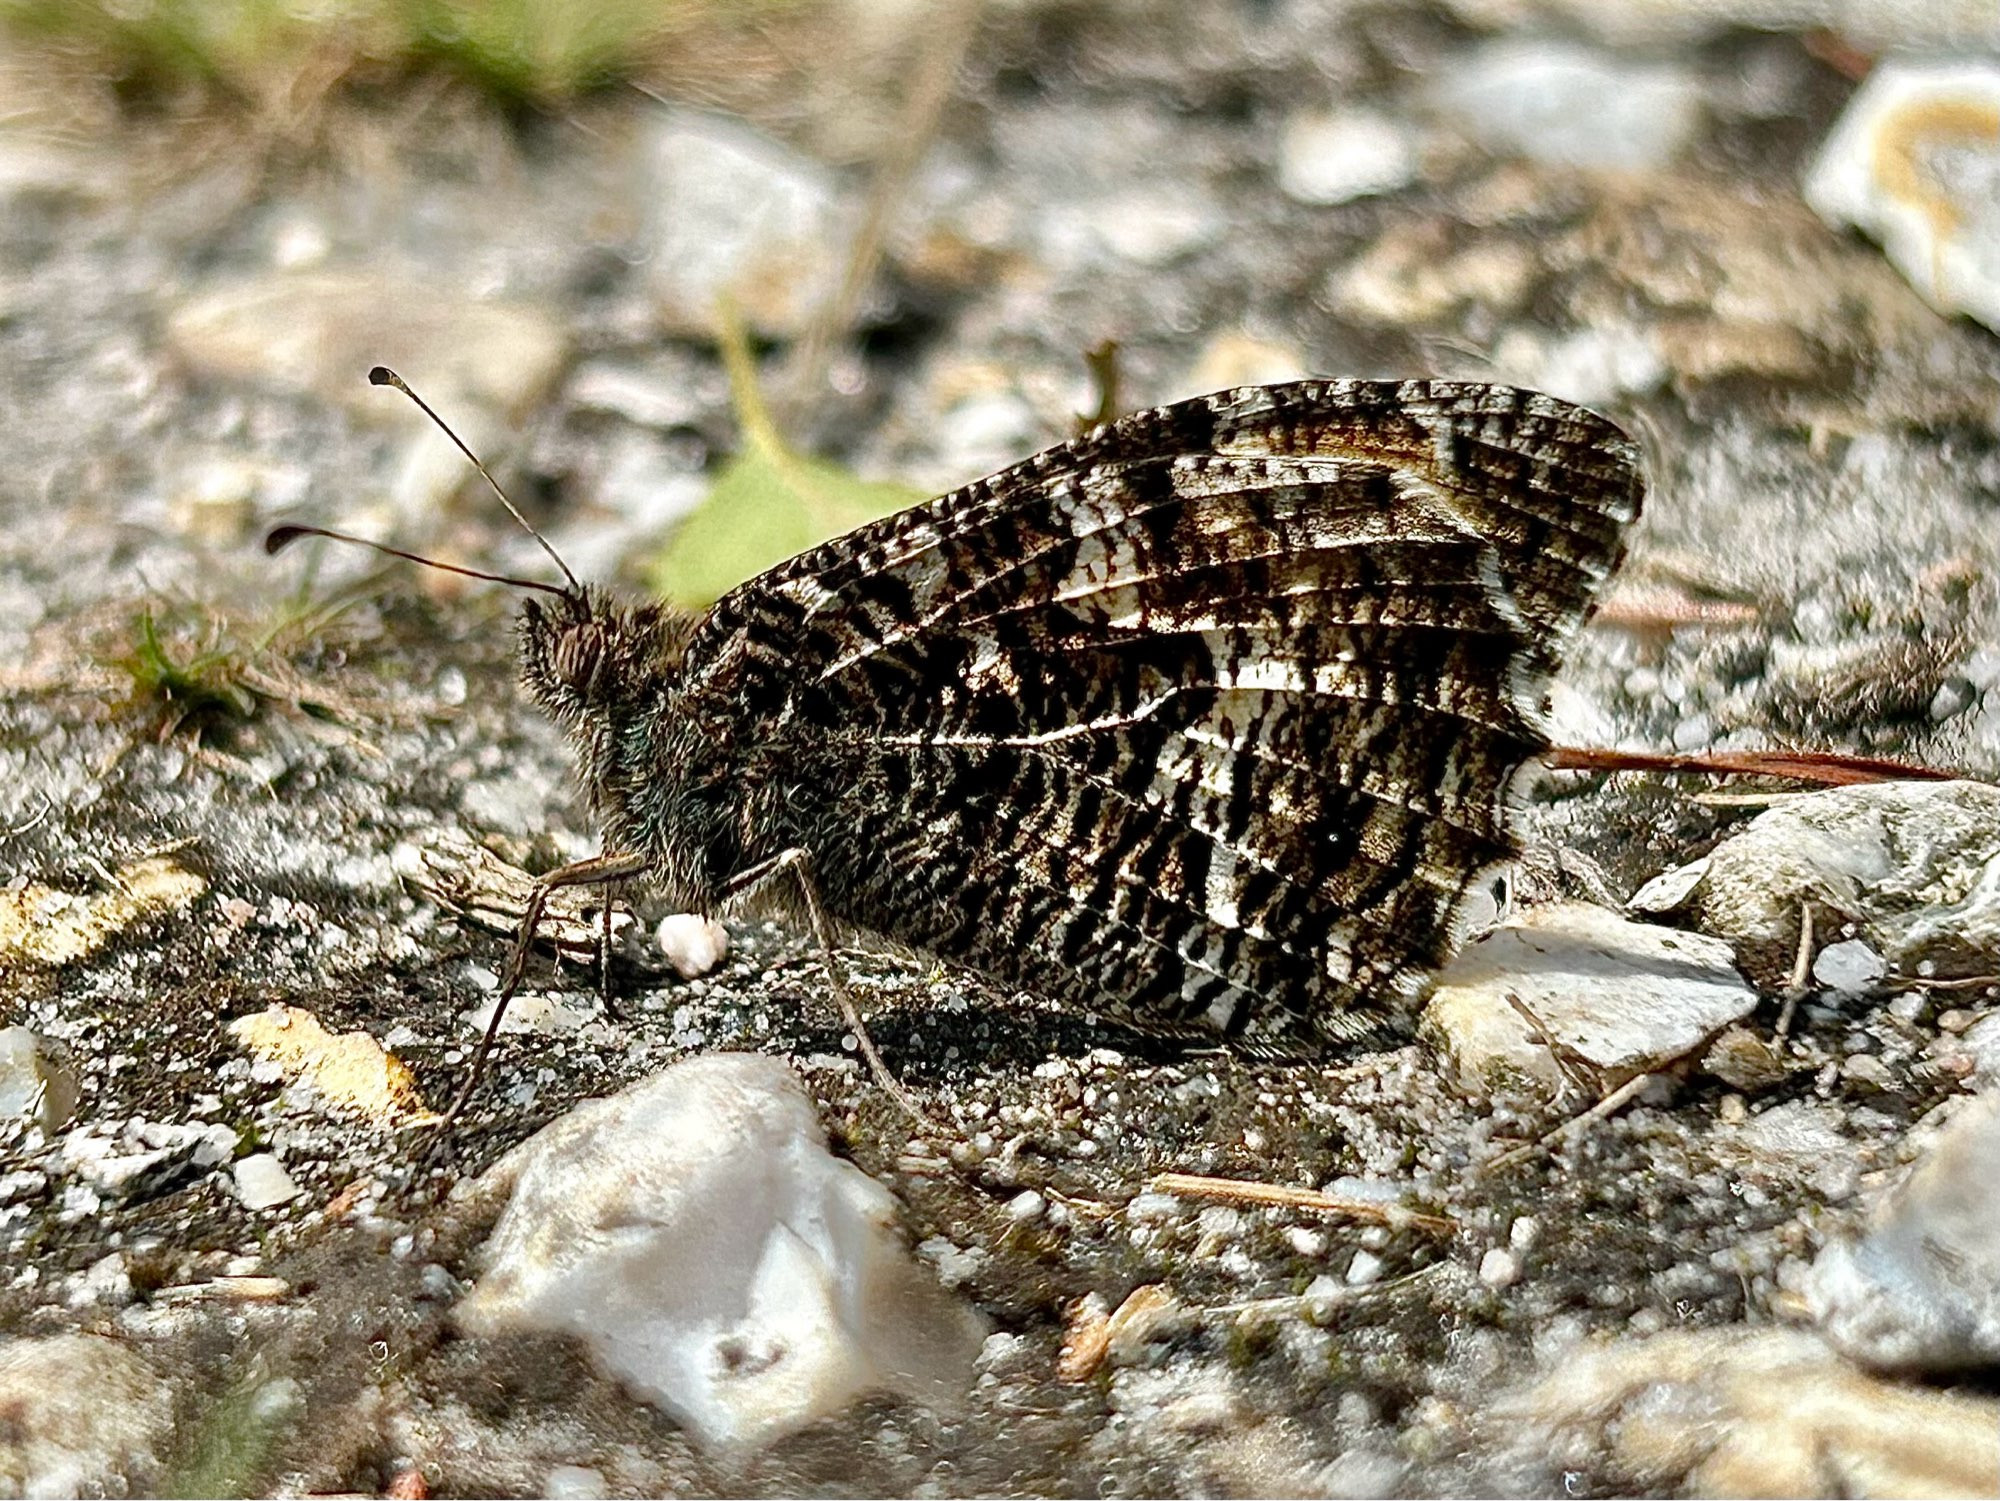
[[1422, 902, 1758, 1094], [1806, 60, 2000, 332], [0, 1335, 174, 1496], [1807, 1094, 2000, 1373], [457, 1053, 985, 1453], [1687, 780, 2000, 988], [1495, 1326, 2000, 1496]]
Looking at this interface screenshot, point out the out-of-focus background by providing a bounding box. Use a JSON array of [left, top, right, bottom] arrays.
[[3, 2, 2000, 1497]]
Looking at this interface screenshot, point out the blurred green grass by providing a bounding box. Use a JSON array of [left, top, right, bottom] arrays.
[[0, 0, 801, 107]]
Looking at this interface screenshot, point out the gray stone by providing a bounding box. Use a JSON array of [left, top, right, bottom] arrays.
[[1688, 780, 2000, 988], [1716, 1100, 1865, 1202], [1422, 902, 1758, 1094], [1812, 937, 1887, 993], [1429, 39, 1704, 171], [232, 1152, 302, 1211], [1275, 108, 1419, 205], [458, 1054, 987, 1453], [1495, 1326, 2000, 1496], [0, 1334, 174, 1497], [1805, 60, 2000, 332], [1807, 1094, 2000, 1373], [0, 1025, 80, 1136], [638, 107, 853, 340], [60, 1120, 235, 1204]]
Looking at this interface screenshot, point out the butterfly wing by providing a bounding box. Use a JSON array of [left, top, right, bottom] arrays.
[[685, 380, 1644, 1046]]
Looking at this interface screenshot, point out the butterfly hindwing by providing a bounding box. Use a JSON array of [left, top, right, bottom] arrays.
[[683, 379, 1644, 1045]]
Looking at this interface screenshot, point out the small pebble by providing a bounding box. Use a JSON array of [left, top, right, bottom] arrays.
[[544, 1465, 607, 1501], [1346, 1249, 1384, 1287], [232, 1153, 302, 1211], [1930, 679, 1974, 722], [1287, 1227, 1326, 1258], [1275, 108, 1418, 204], [1814, 939, 1887, 994], [1005, 1190, 1047, 1224], [1842, 1053, 1896, 1092], [656, 914, 729, 980], [1479, 1247, 1522, 1288]]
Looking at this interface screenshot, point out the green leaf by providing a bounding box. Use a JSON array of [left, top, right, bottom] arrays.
[[647, 301, 925, 610]]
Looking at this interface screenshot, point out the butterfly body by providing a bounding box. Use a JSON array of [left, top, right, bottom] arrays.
[[513, 379, 1644, 1052]]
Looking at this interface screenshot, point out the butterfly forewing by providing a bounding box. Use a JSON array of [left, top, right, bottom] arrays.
[[684, 380, 1643, 1047]]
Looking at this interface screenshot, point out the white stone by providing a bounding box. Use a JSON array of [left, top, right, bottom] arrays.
[[639, 107, 852, 339], [1628, 858, 1709, 914], [1005, 1190, 1047, 1224], [655, 913, 729, 980], [1805, 60, 2000, 332], [1429, 39, 1703, 171], [1807, 1094, 2000, 1372], [68, 1252, 132, 1309], [1812, 938, 1887, 994], [1691, 781, 2000, 989], [1497, 1326, 2000, 1497], [1421, 902, 1759, 1095], [457, 1054, 986, 1453], [1491, 323, 1668, 408], [1276, 109, 1418, 205], [544, 1464, 608, 1500], [60, 1122, 235, 1203], [462, 991, 596, 1038], [0, 1335, 174, 1496], [1479, 1247, 1523, 1288], [1346, 1249, 1385, 1287], [1963, 1012, 2000, 1091], [1441, 0, 2000, 52], [0, 1026, 79, 1135], [232, 1153, 302, 1211], [1084, 187, 1224, 267]]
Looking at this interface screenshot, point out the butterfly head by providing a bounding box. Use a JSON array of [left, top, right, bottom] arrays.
[[517, 587, 695, 731]]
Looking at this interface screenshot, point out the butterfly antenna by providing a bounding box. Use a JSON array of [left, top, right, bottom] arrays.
[[367, 365, 584, 597], [263, 524, 571, 598]]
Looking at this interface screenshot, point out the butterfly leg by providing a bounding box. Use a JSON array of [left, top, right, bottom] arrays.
[[596, 882, 625, 1022], [725, 847, 935, 1136], [429, 849, 649, 1141]]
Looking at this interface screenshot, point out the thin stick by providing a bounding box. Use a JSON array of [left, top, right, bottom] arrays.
[[1146, 1172, 1456, 1236], [1775, 900, 1814, 1038], [1484, 1072, 1654, 1173], [1504, 991, 1598, 1105], [1891, 972, 2000, 991], [777, 0, 984, 416], [597, 884, 623, 1022], [1543, 745, 1953, 786]]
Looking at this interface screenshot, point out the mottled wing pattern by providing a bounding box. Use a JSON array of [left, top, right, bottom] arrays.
[[687, 380, 1644, 1047]]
